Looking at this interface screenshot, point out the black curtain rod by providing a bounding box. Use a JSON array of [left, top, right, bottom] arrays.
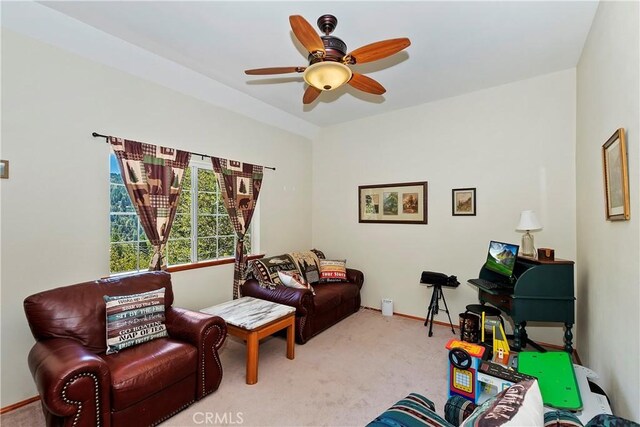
[[92, 132, 276, 170]]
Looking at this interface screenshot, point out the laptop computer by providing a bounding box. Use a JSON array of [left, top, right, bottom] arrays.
[[468, 240, 519, 290]]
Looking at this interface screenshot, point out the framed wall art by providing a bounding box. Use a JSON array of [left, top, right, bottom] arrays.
[[358, 181, 428, 224], [0, 160, 8, 179], [452, 188, 476, 216], [602, 128, 630, 221]]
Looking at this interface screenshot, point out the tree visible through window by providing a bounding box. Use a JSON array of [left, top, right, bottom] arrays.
[[110, 154, 251, 274]]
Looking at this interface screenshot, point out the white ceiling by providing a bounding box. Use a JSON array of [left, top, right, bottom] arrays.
[[12, 1, 598, 130]]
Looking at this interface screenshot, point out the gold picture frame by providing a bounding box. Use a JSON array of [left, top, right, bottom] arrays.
[[602, 128, 630, 221], [358, 181, 428, 224]]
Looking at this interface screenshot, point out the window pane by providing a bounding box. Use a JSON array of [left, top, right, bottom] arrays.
[[243, 232, 251, 255], [170, 213, 191, 239], [167, 239, 191, 265], [218, 237, 234, 257], [110, 242, 138, 273], [198, 168, 216, 192], [215, 197, 226, 215], [110, 185, 135, 213], [111, 214, 138, 242], [181, 167, 191, 189], [198, 215, 217, 237], [218, 215, 233, 236], [198, 192, 216, 215], [177, 190, 191, 214], [110, 154, 124, 185], [139, 241, 153, 270], [197, 237, 217, 261]]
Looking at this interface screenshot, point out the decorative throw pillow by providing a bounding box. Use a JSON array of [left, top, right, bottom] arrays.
[[278, 271, 315, 295], [289, 251, 321, 284], [319, 259, 347, 283], [104, 288, 168, 355], [461, 379, 544, 427]]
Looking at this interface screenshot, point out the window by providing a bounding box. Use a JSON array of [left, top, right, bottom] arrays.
[[109, 154, 252, 274]]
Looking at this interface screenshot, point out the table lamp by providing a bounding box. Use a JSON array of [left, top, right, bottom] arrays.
[[516, 210, 542, 257]]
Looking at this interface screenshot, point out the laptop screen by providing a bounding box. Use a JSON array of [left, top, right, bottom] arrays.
[[484, 241, 519, 278]]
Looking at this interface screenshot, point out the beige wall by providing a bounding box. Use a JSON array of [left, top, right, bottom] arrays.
[[0, 30, 313, 406], [576, 1, 640, 421], [312, 69, 577, 346]]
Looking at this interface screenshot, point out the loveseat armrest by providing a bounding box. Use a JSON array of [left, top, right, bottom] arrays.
[[166, 307, 227, 399], [346, 268, 365, 289], [241, 279, 314, 316], [444, 395, 477, 427], [28, 338, 111, 427]]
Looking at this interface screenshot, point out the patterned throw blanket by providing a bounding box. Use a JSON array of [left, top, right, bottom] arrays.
[[246, 250, 323, 289]]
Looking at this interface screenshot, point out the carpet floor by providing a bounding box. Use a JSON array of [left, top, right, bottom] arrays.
[[2, 309, 454, 426]]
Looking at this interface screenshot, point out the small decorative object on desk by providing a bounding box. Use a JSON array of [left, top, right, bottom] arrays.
[[537, 248, 555, 261]]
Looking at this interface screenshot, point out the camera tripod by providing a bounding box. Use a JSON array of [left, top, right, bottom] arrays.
[[423, 284, 456, 337]]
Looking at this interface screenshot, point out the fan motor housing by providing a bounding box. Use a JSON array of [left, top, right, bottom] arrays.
[[309, 35, 348, 64]]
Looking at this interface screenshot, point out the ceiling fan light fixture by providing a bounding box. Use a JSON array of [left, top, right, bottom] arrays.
[[303, 62, 352, 91]]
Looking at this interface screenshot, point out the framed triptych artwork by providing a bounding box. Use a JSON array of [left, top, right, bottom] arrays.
[[358, 181, 428, 224]]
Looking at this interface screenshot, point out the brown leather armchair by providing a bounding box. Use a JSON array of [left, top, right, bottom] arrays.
[[23, 271, 227, 427]]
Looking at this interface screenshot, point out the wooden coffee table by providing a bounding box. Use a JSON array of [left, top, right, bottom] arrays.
[[201, 296, 296, 385]]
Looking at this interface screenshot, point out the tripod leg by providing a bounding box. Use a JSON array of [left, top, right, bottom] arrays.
[[424, 287, 436, 327], [439, 287, 456, 335], [428, 287, 439, 337]]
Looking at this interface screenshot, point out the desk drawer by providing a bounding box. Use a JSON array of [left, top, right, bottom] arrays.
[[480, 292, 512, 312]]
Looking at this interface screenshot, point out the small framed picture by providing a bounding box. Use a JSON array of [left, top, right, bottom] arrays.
[[452, 188, 476, 216], [0, 160, 8, 179], [602, 129, 630, 221]]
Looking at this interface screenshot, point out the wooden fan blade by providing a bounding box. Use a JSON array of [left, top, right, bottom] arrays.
[[348, 73, 386, 95], [245, 67, 306, 75], [289, 15, 326, 54], [346, 38, 411, 64], [303, 86, 322, 104]]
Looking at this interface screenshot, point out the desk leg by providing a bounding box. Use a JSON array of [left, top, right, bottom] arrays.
[[246, 331, 259, 385], [513, 323, 523, 351], [286, 319, 295, 360], [564, 323, 574, 353], [521, 321, 529, 345]]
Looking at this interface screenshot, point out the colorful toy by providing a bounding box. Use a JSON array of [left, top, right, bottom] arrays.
[[446, 338, 527, 404], [445, 338, 485, 402], [488, 319, 510, 365]]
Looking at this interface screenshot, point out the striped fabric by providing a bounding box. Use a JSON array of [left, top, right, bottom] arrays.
[[544, 410, 584, 427], [367, 393, 452, 427], [104, 288, 168, 354]]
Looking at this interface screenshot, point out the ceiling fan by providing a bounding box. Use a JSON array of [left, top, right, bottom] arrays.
[[244, 14, 411, 104]]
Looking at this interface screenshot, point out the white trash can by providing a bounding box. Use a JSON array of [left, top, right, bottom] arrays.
[[381, 299, 393, 316]]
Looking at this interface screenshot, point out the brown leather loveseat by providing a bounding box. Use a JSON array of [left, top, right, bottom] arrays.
[[241, 251, 364, 344], [23, 271, 227, 427]]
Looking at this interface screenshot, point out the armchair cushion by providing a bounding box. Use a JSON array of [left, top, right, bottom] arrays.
[[368, 393, 451, 427], [104, 287, 168, 354], [104, 338, 196, 411]]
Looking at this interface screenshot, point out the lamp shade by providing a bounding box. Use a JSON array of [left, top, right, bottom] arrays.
[[303, 62, 352, 91], [516, 210, 542, 231]]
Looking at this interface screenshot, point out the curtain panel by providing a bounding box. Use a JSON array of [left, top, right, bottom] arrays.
[[211, 157, 264, 299], [110, 137, 191, 270]]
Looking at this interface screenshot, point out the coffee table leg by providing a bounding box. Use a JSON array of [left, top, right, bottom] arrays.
[[246, 331, 259, 385], [286, 318, 295, 360]]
